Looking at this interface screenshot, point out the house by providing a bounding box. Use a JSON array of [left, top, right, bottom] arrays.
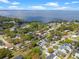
[[15, 34, 21, 39], [0, 27, 3, 31], [71, 35, 77, 38], [73, 47, 79, 59], [74, 52, 79, 59], [53, 44, 72, 57], [38, 40, 47, 47], [0, 40, 5, 49], [46, 43, 72, 59], [71, 35, 77, 41], [10, 26, 16, 31], [15, 43, 22, 50], [0, 32, 4, 35], [3, 57, 9, 59], [0, 40, 5, 46], [59, 43, 72, 54], [46, 53, 60, 59], [13, 55, 24, 59], [59, 43, 72, 52], [53, 50, 66, 57]]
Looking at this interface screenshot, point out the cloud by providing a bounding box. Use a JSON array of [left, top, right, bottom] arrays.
[[8, 5, 24, 10], [55, 7, 67, 10], [0, 0, 21, 10], [65, 1, 79, 4], [28, 6, 46, 10], [0, 1, 78, 10], [0, 0, 20, 5], [65, 2, 70, 4], [26, 2, 69, 10], [8, 5, 18, 8], [72, 1, 79, 3], [11, 1, 20, 5], [44, 2, 68, 10], [45, 2, 59, 7], [0, 0, 9, 3]]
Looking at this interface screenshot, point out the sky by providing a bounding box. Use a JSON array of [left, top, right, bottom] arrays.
[[0, 0, 79, 10]]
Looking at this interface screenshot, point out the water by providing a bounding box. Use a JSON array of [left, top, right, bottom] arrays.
[[0, 10, 79, 22]]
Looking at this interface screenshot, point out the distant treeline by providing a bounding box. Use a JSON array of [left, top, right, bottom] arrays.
[[0, 16, 79, 23]]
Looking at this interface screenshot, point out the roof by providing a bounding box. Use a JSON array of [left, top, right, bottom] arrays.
[[60, 43, 72, 49], [46, 54, 56, 59], [0, 40, 5, 46], [14, 55, 24, 59]]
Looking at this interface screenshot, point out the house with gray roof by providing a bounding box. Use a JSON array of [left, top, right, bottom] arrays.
[[13, 55, 24, 59], [46, 53, 60, 59]]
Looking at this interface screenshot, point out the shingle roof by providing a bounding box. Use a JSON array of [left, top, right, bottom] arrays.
[[46, 54, 55, 59], [14, 55, 24, 59]]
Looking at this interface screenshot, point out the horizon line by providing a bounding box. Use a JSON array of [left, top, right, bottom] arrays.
[[0, 10, 79, 11]]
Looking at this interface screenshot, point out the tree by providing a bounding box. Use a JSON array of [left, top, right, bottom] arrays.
[[0, 48, 13, 59], [41, 53, 46, 59], [31, 41, 38, 47], [21, 34, 34, 41], [64, 38, 73, 43], [31, 47, 41, 59], [48, 48, 54, 53], [24, 47, 41, 59], [24, 56, 32, 59], [13, 38, 22, 44], [45, 33, 52, 41], [4, 29, 16, 38], [75, 42, 79, 47]]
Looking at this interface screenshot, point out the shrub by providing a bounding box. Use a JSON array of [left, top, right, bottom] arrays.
[[48, 48, 54, 53]]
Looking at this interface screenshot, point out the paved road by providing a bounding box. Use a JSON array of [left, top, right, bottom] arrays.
[[0, 35, 12, 48]]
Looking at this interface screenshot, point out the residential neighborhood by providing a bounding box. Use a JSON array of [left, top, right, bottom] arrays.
[[0, 16, 79, 59]]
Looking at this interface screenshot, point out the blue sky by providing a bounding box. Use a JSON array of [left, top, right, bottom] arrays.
[[0, 0, 79, 10]]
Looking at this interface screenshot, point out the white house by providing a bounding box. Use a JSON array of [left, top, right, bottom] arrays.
[[74, 52, 79, 59], [52, 43, 72, 57], [38, 40, 47, 47]]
